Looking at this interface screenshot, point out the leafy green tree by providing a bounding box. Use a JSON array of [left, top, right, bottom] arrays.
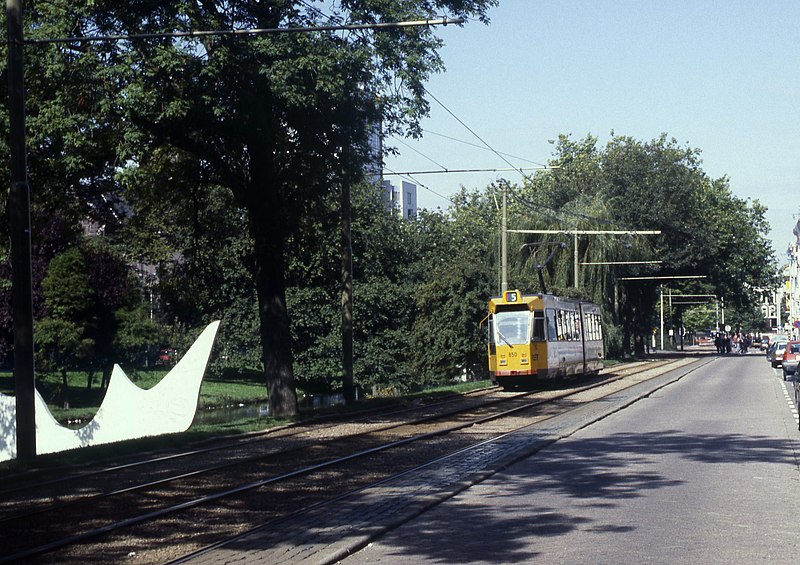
[[31, 0, 496, 417], [409, 190, 496, 384], [35, 318, 93, 408], [351, 201, 418, 393], [36, 246, 95, 404], [509, 133, 777, 357], [112, 307, 164, 370], [0, 212, 81, 364], [682, 305, 716, 333], [36, 242, 161, 390]]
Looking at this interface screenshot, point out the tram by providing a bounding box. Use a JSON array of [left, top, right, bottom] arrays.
[[484, 290, 604, 388]]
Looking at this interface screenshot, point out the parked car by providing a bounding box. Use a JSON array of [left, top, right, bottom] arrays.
[[155, 348, 178, 367], [782, 341, 800, 380], [767, 340, 789, 367]]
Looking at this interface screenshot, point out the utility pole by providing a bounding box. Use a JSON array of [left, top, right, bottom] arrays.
[[660, 286, 665, 351], [500, 180, 508, 293], [6, 0, 36, 462], [668, 287, 673, 347], [573, 232, 579, 290]]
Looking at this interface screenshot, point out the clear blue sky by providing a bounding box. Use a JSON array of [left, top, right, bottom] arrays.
[[384, 0, 800, 264]]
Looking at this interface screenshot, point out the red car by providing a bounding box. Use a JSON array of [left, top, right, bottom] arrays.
[[782, 341, 800, 380]]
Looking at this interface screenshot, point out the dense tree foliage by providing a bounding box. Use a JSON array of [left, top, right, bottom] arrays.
[[515, 134, 777, 355], [36, 240, 162, 399], [31, 0, 495, 417]]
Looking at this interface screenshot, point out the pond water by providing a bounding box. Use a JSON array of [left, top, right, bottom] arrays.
[[191, 392, 347, 426]]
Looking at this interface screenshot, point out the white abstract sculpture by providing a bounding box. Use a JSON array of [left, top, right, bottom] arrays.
[[0, 320, 220, 462]]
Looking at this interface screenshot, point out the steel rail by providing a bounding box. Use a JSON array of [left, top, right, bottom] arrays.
[[170, 357, 713, 564]]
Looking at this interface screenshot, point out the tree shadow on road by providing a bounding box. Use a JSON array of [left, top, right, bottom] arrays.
[[347, 429, 796, 563]]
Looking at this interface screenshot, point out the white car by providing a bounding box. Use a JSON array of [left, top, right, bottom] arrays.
[[768, 340, 789, 367]]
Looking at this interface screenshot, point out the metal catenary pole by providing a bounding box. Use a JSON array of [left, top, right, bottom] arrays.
[[7, 0, 36, 462]]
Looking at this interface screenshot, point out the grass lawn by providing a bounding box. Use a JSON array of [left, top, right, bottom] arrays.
[[0, 367, 269, 425], [0, 369, 490, 431]]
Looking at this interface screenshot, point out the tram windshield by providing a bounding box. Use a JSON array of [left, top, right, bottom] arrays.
[[494, 310, 531, 345]]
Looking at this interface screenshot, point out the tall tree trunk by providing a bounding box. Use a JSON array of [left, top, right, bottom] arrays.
[[247, 163, 298, 418]]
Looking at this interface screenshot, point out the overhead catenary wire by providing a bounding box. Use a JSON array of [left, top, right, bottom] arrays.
[[422, 86, 527, 176], [419, 87, 643, 232], [410, 129, 548, 166], [25, 17, 466, 45], [391, 137, 450, 172]]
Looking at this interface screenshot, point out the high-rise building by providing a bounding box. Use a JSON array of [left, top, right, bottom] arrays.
[[380, 179, 417, 219], [366, 121, 383, 185]]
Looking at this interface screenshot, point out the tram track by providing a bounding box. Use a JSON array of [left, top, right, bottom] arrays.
[[0, 358, 662, 519], [0, 356, 699, 563], [0, 383, 502, 496]]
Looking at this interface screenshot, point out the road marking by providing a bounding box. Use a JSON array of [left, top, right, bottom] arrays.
[[779, 378, 799, 428]]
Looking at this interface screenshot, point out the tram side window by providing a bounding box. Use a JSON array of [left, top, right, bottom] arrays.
[[583, 313, 592, 341], [584, 312, 603, 341], [556, 310, 565, 341], [570, 310, 580, 341], [546, 309, 558, 341], [532, 311, 546, 341], [565, 311, 574, 341]]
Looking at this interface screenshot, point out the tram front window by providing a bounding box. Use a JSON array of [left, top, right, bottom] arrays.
[[494, 311, 531, 345]]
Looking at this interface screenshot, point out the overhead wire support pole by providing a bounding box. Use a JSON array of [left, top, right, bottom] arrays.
[[501, 180, 508, 293], [660, 286, 665, 351], [573, 232, 579, 289], [6, 0, 36, 462]]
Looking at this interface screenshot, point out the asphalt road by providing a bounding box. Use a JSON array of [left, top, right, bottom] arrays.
[[343, 354, 800, 564]]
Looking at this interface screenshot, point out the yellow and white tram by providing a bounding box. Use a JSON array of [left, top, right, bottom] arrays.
[[484, 290, 604, 388]]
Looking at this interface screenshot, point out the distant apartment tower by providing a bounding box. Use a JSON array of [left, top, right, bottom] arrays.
[[380, 179, 417, 219], [366, 121, 383, 185], [365, 118, 417, 219]]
